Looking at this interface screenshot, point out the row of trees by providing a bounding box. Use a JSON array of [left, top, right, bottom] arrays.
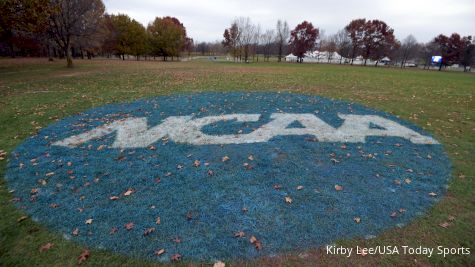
[[0, 0, 193, 67], [221, 17, 474, 71]]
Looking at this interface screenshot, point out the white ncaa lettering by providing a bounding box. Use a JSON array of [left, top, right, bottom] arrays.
[[52, 113, 438, 148]]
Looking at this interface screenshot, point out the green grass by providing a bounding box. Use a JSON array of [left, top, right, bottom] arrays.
[[0, 58, 474, 266]]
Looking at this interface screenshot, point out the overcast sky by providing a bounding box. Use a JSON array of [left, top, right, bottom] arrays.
[[103, 0, 474, 43]]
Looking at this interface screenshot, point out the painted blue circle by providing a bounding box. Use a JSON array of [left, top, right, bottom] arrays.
[[6, 92, 451, 261]]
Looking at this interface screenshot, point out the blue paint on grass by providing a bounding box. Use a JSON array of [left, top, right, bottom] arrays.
[[5, 92, 451, 261]]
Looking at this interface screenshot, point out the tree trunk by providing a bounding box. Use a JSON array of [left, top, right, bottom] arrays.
[[66, 43, 73, 68], [278, 44, 282, 62]]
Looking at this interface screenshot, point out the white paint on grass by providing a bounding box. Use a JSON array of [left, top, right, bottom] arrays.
[[53, 113, 438, 148]]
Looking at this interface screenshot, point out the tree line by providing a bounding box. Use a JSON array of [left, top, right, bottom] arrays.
[[1, 0, 474, 71], [221, 17, 474, 71], [0, 0, 193, 67]]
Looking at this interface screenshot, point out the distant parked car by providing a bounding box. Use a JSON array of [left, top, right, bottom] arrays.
[[404, 62, 417, 67]]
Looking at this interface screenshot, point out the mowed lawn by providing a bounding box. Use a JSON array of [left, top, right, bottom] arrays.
[[0, 58, 474, 266]]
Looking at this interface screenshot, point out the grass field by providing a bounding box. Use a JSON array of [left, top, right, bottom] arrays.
[[0, 58, 474, 266]]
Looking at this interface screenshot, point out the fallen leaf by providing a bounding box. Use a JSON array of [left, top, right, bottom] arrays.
[[393, 179, 401, 185], [273, 184, 282, 190], [156, 216, 161, 224], [399, 208, 407, 213], [85, 218, 93, 225], [109, 196, 119, 200], [448, 215, 455, 221], [109, 227, 118, 235], [439, 222, 450, 228], [123, 188, 135, 196], [234, 231, 245, 238], [50, 203, 59, 208], [170, 253, 181, 262], [173, 237, 181, 243], [154, 248, 165, 256], [77, 249, 90, 265], [97, 145, 105, 151], [354, 217, 361, 223], [254, 240, 263, 250], [72, 228, 79, 236], [248, 155, 254, 161], [214, 261, 226, 267], [39, 242, 54, 252], [296, 185, 304, 190], [143, 227, 155, 236], [428, 192, 438, 197], [249, 236, 262, 250], [186, 211, 193, 220], [193, 160, 201, 167], [285, 196, 293, 204], [404, 178, 412, 184], [207, 170, 214, 176], [125, 222, 134, 230], [45, 172, 55, 177], [222, 155, 230, 162], [390, 212, 398, 218], [335, 185, 343, 191]]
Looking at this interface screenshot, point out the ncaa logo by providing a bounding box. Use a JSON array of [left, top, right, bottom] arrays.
[[6, 92, 450, 261]]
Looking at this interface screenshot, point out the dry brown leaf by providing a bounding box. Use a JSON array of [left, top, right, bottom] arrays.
[[354, 217, 361, 223], [222, 155, 230, 162], [448, 215, 455, 221], [85, 218, 93, 225], [214, 261, 226, 267], [125, 222, 134, 230], [110, 196, 119, 200], [439, 222, 450, 228], [335, 185, 343, 191], [45, 172, 55, 177], [404, 178, 412, 184], [77, 249, 90, 265], [234, 231, 245, 238], [428, 192, 438, 197], [39, 242, 54, 252], [250, 235, 257, 244], [193, 160, 201, 167], [123, 188, 135, 196], [143, 227, 155, 236], [390, 212, 398, 218], [155, 248, 165, 256], [72, 228, 79, 236], [109, 227, 118, 235], [248, 155, 254, 161], [285, 196, 293, 204], [296, 185, 304, 190], [156, 216, 161, 225], [170, 253, 181, 262]]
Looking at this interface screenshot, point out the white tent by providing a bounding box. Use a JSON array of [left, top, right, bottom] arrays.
[[285, 54, 298, 62]]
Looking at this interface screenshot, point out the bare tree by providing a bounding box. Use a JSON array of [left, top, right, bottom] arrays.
[[261, 29, 275, 62], [334, 29, 352, 64], [275, 19, 289, 62], [399, 34, 419, 68], [235, 17, 255, 63], [48, 0, 105, 67]]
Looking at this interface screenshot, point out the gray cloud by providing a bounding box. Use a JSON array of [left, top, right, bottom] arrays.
[[103, 0, 475, 42]]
